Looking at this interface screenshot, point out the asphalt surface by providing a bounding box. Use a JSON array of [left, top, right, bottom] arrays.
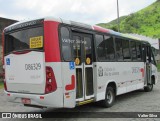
[[0, 73, 160, 121]]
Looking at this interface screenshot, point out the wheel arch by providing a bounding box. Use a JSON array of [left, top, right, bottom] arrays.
[[106, 81, 117, 96]]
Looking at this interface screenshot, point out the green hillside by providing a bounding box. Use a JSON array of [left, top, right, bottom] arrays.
[[98, 16, 127, 29], [97, 0, 160, 38]]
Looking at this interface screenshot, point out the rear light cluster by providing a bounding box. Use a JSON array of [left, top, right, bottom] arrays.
[[45, 66, 57, 94]]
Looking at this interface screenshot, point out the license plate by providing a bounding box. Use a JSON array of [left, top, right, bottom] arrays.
[[21, 98, 31, 104]]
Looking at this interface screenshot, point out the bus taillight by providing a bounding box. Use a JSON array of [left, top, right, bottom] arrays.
[[45, 66, 57, 94]]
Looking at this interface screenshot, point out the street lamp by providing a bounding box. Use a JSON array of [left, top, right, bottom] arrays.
[[117, 0, 120, 32]]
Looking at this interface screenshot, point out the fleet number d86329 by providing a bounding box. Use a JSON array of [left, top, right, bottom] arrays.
[[25, 63, 41, 70]]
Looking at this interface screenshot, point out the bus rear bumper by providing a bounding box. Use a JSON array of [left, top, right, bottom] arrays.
[[4, 88, 63, 108]]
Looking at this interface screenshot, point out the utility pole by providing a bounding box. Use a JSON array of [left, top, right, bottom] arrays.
[[117, 0, 120, 32]]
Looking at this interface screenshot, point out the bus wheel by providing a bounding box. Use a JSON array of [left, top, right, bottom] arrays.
[[144, 84, 153, 92], [144, 77, 154, 92], [102, 87, 115, 108]]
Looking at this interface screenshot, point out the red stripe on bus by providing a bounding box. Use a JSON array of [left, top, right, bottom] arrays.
[[93, 26, 109, 33], [44, 21, 61, 62], [12, 50, 31, 55], [65, 75, 75, 91], [140, 68, 144, 77]]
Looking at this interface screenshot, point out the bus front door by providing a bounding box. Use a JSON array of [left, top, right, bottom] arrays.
[[72, 32, 94, 103], [143, 44, 152, 85], [146, 45, 152, 85]]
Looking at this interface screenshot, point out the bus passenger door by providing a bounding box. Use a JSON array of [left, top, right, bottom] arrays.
[[72, 32, 94, 103], [143, 44, 152, 85], [146, 45, 152, 85]]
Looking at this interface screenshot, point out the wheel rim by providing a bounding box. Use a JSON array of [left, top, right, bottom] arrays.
[[106, 90, 113, 104], [148, 84, 153, 89]]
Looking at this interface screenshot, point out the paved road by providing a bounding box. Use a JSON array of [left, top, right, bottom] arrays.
[[0, 73, 160, 121]]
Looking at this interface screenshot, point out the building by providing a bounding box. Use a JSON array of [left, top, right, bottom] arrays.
[[0, 17, 17, 45], [0, 17, 17, 76]]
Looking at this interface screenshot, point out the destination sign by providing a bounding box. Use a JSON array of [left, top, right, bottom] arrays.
[[4, 19, 43, 32]]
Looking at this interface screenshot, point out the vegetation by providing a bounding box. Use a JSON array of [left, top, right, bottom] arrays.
[[97, 0, 160, 38], [0, 46, 2, 74], [157, 63, 160, 72], [0, 45, 3, 88], [0, 81, 3, 89]]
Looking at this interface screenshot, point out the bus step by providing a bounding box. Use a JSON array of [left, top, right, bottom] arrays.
[[77, 99, 94, 106]]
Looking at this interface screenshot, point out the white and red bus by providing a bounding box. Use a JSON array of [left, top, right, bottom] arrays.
[[2, 17, 158, 108]]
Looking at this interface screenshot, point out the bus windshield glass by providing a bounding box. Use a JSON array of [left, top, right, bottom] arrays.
[[4, 26, 43, 55]]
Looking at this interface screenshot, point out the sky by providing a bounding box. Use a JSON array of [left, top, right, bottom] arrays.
[[0, 0, 157, 25]]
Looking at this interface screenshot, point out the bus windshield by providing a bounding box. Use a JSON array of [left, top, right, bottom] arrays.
[[4, 26, 43, 55]]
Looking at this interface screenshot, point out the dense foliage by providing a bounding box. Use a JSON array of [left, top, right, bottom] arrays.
[[97, 0, 160, 38]]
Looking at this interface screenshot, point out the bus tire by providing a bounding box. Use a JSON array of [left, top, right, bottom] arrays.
[[144, 77, 154, 92], [144, 84, 153, 92], [102, 87, 115, 108]]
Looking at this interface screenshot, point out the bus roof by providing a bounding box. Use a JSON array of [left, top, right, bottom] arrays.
[[4, 16, 148, 43]]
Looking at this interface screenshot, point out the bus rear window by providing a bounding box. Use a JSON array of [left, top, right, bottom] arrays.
[[4, 27, 43, 55]]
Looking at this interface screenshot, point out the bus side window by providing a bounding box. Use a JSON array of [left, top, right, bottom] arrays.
[[136, 42, 142, 61], [115, 38, 123, 61], [122, 40, 131, 60], [60, 27, 72, 61], [96, 34, 105, 61], [104, 36, 115, 61], [130, 41, 137, 60], [96, 34, 115, 61]]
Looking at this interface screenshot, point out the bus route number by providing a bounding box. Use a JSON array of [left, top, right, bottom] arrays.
[[25, 63, 41, 70]]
